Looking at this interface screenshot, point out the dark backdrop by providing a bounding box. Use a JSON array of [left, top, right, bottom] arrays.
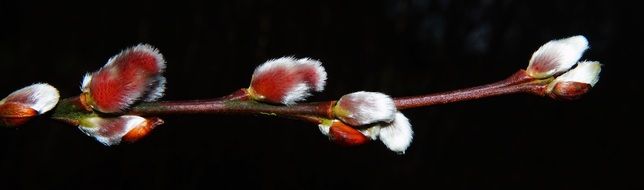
[[1, 1, 642, 189]]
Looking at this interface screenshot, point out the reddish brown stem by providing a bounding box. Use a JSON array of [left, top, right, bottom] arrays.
[[52, 70, 550, 125], [129, 99, 335, 118], [394, 70, 541, 109], [128, 87, 335, 118], [129, 70, 548, 117]]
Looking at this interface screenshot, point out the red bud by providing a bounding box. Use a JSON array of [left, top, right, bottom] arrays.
[[0, 102, 38, 127], [122, 117, 164, 143], [328, 121, 369, 146], [1, 83, 59, 127], [78, 115, 163, 146], [549, 81, 591, 100]]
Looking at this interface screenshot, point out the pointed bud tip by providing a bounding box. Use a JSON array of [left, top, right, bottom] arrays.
[[557, 34, 587, 46], [249, 56, 327, 105], [122, 117, 163, 143], [333, 91, 396, 126], [527, 35, 589, 78]]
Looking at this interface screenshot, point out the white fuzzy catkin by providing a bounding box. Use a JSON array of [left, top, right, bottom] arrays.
[[378, 112, 414, 154], [281, 82, 311, 105], [143, 76, 167, 102], [527, 35, 589, 78], [78, 115, 146, 146], [1, 83, 60, 114], [335, 91, 396, 126], [553, 61, 602, 86]]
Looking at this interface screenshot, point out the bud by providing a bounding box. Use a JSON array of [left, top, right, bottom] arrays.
[[122, 117, 163, 143], [527, 35, 589, 78], [78, 115, 163, 146], [248, 57, 327, 105], [333, 91, 396, 126], [547, 61, 601, 100], [549, 82, 591, 100], [0, 102, 38, 126], [81, 44, 166, 113], [377, 112, 413, 154], [319, 111, 413, 153], [1, 83, 60, 127], [318, 119, 369, 146]]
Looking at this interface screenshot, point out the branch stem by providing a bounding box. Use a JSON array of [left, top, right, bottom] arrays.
[[129, 99, 335, 118], [52, 70, 550, 125], [394, 70, 545, 109]]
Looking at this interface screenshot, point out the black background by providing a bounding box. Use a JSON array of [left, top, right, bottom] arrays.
[[1, 1, 642, 189]]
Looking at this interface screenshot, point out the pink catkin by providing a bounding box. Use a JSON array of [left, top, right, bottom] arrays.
[[251, 67, 300, 103], [117, 51, 161, 74], [96, 117, 130, 137], [250, 58, 326, 104], [297, 64, 322, 91], [90, 47, 163, 112]]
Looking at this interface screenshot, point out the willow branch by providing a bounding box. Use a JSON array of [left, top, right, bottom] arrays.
[[51, 70, 551, 126]]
